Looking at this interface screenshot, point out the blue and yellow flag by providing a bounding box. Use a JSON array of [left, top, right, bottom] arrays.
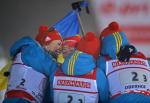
[[52, 1, 89, 39], [53, 10, 80, 39]]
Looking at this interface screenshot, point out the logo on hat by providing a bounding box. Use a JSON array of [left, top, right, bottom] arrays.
[[45, 36, 51, 42]]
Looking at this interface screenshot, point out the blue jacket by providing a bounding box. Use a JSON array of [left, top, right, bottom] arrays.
[[3, 36, 58, 103], [50, 50, 109, 103], [97, 31, 150, 103]]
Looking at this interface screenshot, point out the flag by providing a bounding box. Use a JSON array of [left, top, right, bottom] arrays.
[[53, 10, 80, 39]]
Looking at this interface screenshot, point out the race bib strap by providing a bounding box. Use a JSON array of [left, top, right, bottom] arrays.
[[111, 90, 150, 98], [7, 66, 47, 103], [7, 53, 48, 103], [106, 58, 150, 98], [53, 68, 98, 103], [6, 90, 35, 102]]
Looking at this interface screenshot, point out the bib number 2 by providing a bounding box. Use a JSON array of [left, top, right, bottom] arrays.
[[131, 72, 147, 82], [67, 95, 83, 103], [19, 78, 26, 86], [119, 69, 149, 84], [58, 92, 84, 103]]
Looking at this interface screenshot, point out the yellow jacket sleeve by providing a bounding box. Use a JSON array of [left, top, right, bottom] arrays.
[[0, 60, 12, 90]]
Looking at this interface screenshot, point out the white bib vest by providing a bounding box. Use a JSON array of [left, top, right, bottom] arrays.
[[106, 58, 150, 98], [53, 68, 99, 103], [6, 53, 48, 103]]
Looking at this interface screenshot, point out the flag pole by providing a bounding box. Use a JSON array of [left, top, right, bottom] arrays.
[[72, 1, 89, 37], [76, 12, 85, 36]]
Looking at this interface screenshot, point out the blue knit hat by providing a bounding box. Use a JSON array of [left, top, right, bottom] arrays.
[[100, 21, 129, 59]]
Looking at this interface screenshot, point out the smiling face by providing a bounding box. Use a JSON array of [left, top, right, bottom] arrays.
[[44, 40, 62, 55]]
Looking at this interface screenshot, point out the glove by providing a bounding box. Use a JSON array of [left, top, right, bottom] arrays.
[[117, 45, 136, 62]]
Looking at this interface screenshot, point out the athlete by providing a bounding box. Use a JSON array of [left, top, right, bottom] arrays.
[[3, 25, 62, 103], [98, 21, 150, 103]]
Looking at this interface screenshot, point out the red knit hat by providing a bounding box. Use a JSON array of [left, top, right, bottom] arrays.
[[100, 21, 121, 39], [35, 25, 62, 45], [77, 32, 100, 59], [63, 35, 81, 48]]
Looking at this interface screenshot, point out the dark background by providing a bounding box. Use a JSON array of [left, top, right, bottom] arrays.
[[0, 0, 97, 57]]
